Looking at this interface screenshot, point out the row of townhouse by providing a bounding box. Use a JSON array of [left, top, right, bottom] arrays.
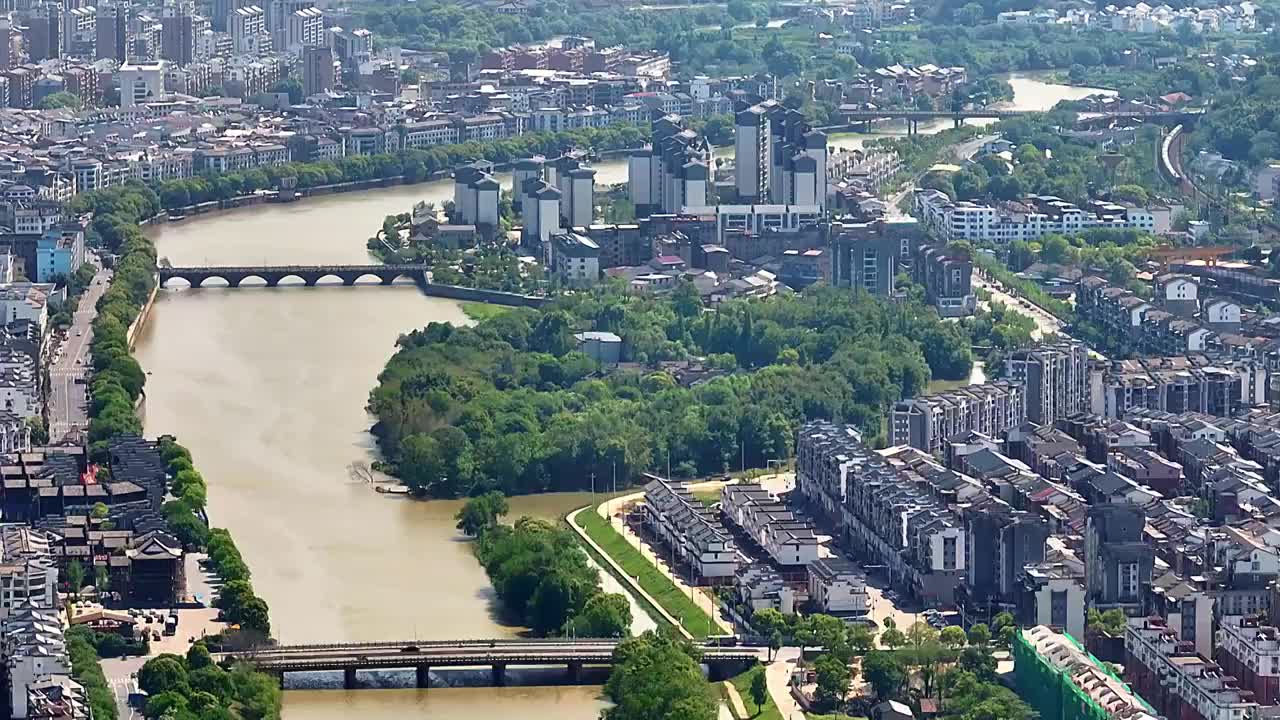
[[64, 142, 287, 192], [1015, 625, 1160, 720], [1076, 274, 1270, 360], [913, 189, 1155, 244], [3, 604, 89, 719], [1105, 2, 1257, 34], [1089, 354, 1268, 420], [1129, 407, 1280, 504], [530, 104, 648, 133], [639, 474, 739, 583], [0, 523, 88, 720], [347, 112, 522, 156], [1127, 615, 1257, 720], [720, 483, 820, 569], [796, 421, 969, 607], [889, 380, 1025, 454]]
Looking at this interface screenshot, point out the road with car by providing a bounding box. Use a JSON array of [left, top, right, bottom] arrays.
[[48, 263, 112, 443]]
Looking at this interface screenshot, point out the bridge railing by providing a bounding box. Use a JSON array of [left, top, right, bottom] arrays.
[[233, 648, 761, 670], [217, 638, 624, 655], [218, 638, 765, 657]]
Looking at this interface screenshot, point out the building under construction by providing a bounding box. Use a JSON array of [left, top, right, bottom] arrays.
[[1013, 625, 1158, 720]]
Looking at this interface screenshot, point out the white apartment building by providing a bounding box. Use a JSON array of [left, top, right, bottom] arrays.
[[282, 7, 323, 52], [0, 526, 57, 613], [400, 120, 459, 149], [12, 206, 60, 236], [231, 5, 267, 54], [913, 189, 1156, 243], [676, 203, 823, 244]]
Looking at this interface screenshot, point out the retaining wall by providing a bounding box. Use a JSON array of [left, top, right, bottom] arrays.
[[421, 283, 546, 308]]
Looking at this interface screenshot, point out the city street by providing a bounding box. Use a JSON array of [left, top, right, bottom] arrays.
[[972, 271, 1065, 340], [100, 656, 143, 720], [48, 264, 112, 443]]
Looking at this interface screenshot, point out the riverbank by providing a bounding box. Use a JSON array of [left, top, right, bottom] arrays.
[[566, 506, 690, 640], [570, 505, 729, 640], [150, 131, 648, 222], [126, 282, 158, 350], [75, 183, 284, 718]]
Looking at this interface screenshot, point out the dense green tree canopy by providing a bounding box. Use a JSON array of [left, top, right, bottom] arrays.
[[474, 516, 629, 636], [371, 285, 972, 497], [604, 632, 716, 720]]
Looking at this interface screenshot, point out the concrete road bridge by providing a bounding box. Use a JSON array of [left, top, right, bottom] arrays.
[[829, 107, 1203, 135], [215, 638, 762, 689]]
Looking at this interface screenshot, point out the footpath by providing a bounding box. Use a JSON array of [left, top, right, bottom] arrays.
[[595, 484, 735, 633], [566, 505, 694, 639]]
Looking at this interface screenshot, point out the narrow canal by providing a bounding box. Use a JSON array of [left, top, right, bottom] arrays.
[[132, 73, 1106, 719]]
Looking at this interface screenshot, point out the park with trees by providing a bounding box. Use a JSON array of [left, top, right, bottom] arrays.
[[367, 283, 974, 497], [462, 495, 632, 637], [604, 632, 718, 720], [749, 606, 1029, 718]]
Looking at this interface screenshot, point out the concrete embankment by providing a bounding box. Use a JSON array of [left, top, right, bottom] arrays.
[[420, 283, 545, 308], [127, 280, 159, 350], [153, 145, 644, 221]]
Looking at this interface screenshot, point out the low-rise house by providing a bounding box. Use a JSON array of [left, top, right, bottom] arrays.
[[735, 562, 795, 615], [807, 557, 868, 617], [721, 483, 820, 569], [1107, 446, 1182, 497], [3, 604, 70, 720], [641, 475, 738, 582]]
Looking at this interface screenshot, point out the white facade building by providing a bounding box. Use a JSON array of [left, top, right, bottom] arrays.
[[721, 483, 821, 567], [118, 62, 165, 109], [807, 557, 869, 616], [913, 189, 1157, 243], [641, 475, 739, 580]]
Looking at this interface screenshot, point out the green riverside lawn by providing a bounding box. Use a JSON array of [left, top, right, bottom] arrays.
[[573, 509, 716, 640], [458, 300, 513, 322], [728, 666, 782, 720]]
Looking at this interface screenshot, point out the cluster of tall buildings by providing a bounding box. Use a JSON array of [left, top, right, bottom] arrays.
[[625, 99, 830, 220], [510, 153, 597, 245], [733, 100, 828, 211], [627, 114, 712, 218]]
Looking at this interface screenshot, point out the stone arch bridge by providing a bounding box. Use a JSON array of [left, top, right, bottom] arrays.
[[158, 264, 428, 289]]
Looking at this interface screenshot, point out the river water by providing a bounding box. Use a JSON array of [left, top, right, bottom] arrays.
[[133, 73, 1099, 719]]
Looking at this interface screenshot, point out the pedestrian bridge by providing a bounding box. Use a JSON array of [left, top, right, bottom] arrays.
[[158, 264, 428, 288], [215, 638, 762, 689]]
